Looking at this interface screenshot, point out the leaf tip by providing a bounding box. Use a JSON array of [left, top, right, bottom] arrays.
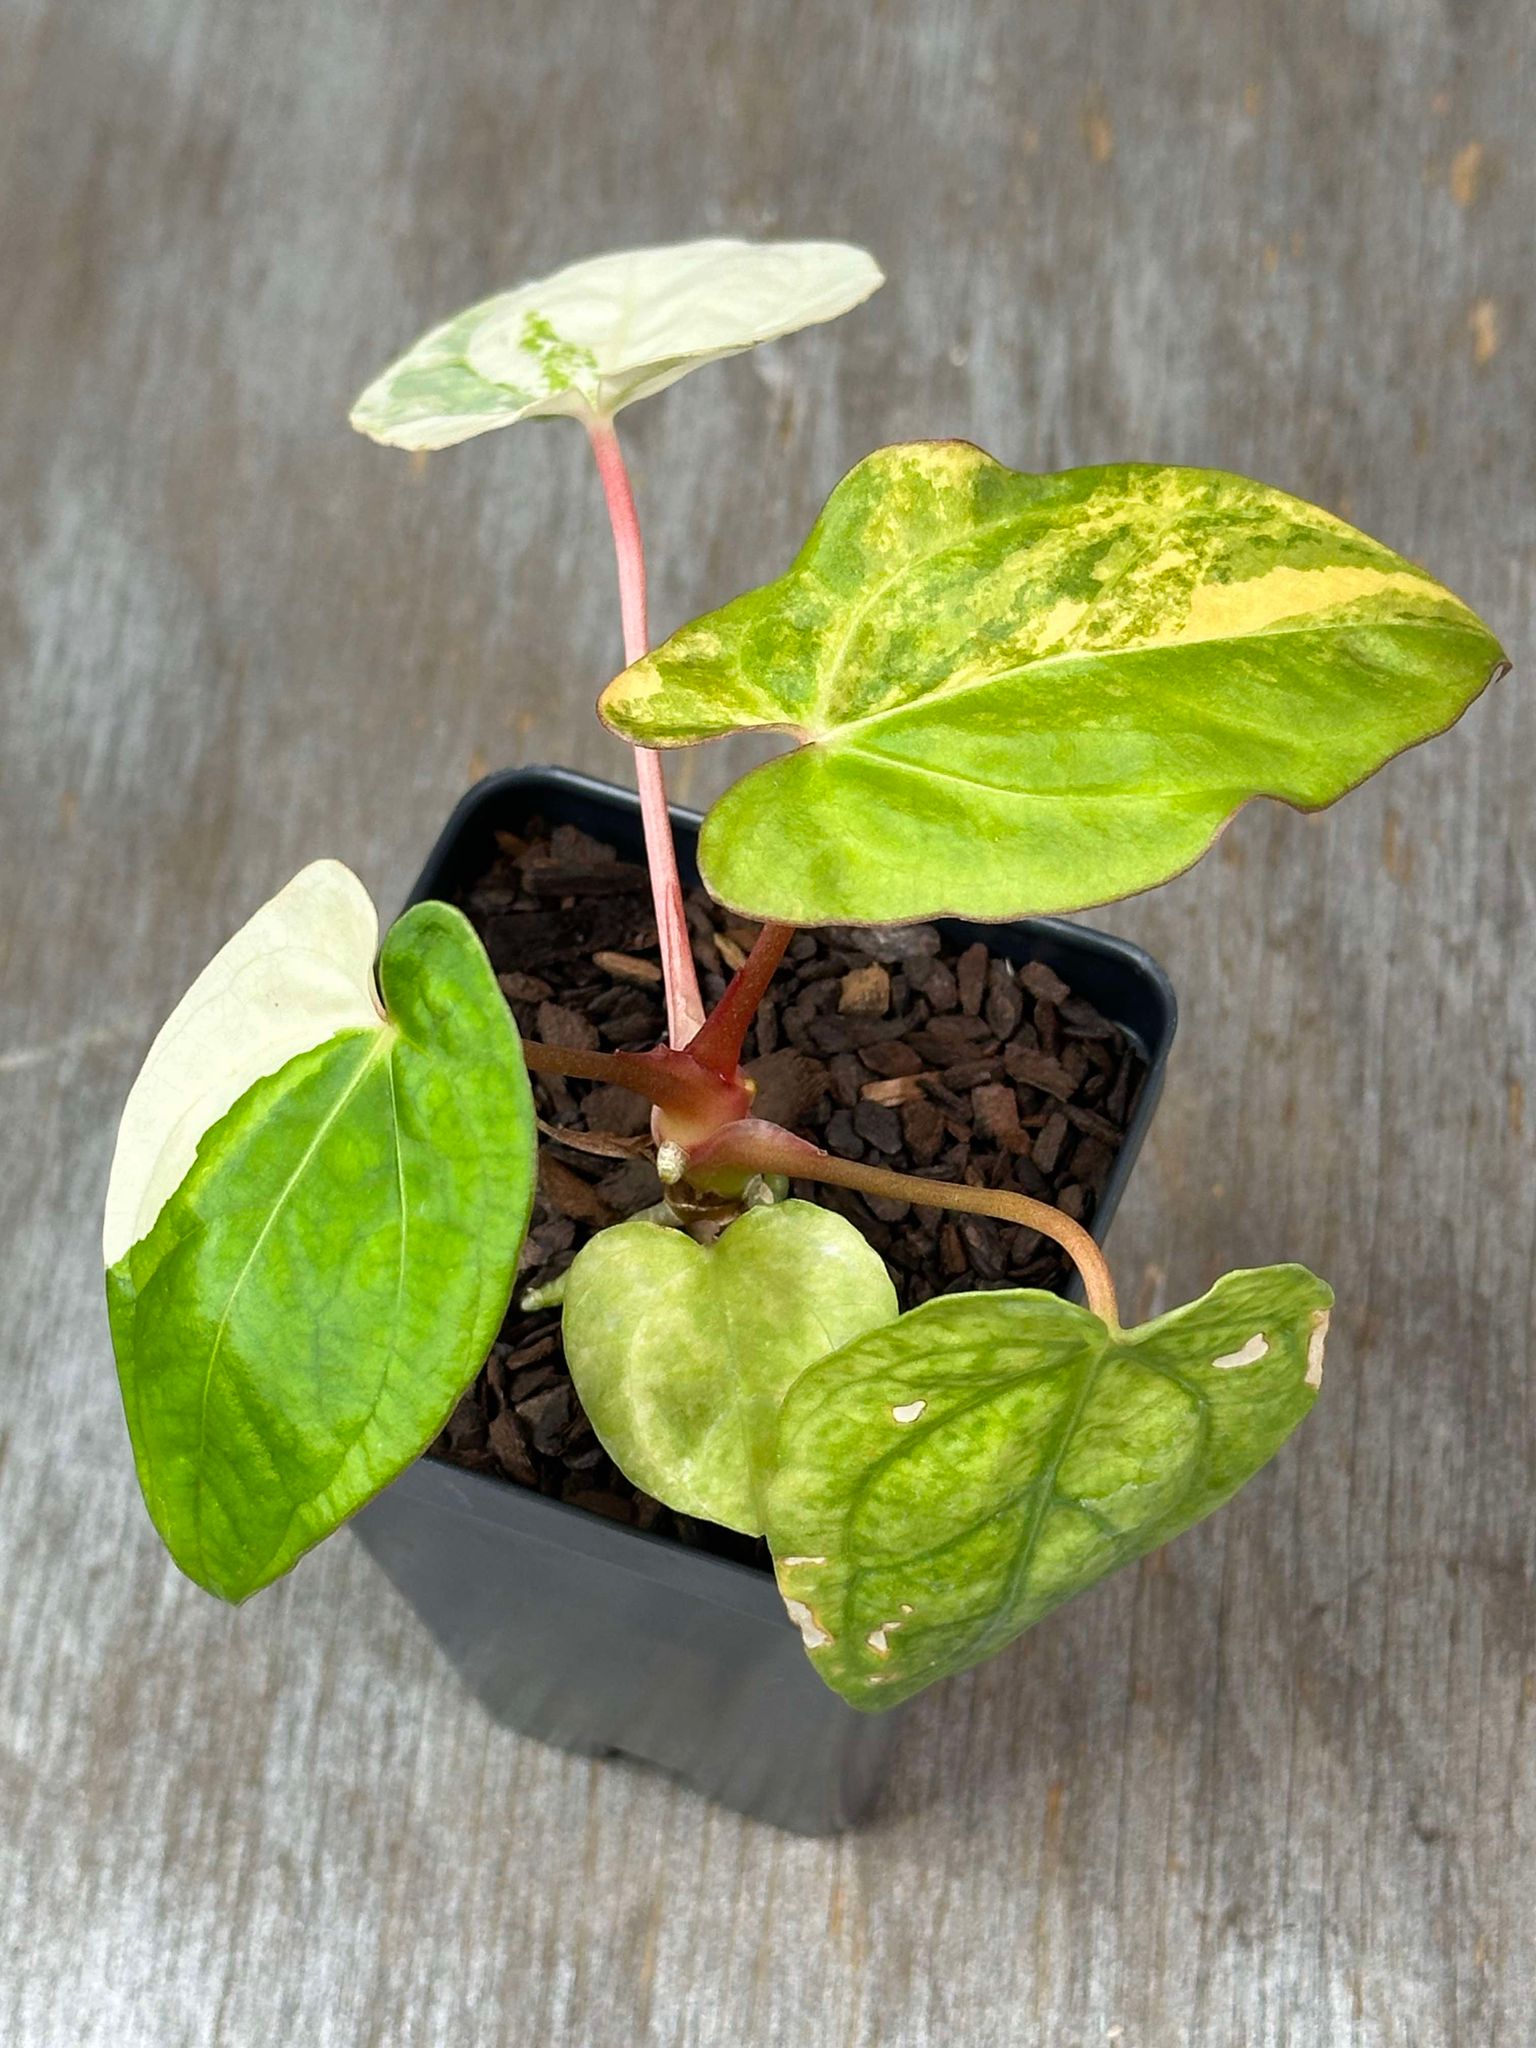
[[597, 657, 665, 738], [102, 859, 382, 1266]]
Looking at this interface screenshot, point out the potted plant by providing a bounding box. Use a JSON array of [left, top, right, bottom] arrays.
[[104, 240, 1507, 1834]]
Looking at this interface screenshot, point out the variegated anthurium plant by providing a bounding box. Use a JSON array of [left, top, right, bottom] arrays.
[[106, 240, 1506, 1710]]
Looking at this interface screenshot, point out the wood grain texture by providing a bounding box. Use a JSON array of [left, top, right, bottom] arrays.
[[0, 1, 1529, 2042]]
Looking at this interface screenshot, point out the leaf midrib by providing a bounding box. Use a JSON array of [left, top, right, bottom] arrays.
[[827, 1356, 1084, 1652], [189, 1028, 393, 1582], [831, 1341, 1218, 1677], [969, 1341, 1111, 1662], [802, 608, 1489, 749]]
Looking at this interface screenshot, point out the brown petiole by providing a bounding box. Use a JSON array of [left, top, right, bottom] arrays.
[[522, 1039, 1121, 1328]]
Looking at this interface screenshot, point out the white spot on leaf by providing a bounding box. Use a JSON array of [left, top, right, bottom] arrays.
[[1306, 1309, 1330, 1388], [784, 1598, 832, 1650], [891, 1399, 927, 1423], [1212, 1332, 1269, 1371], [779, 1555, 827, 1569]]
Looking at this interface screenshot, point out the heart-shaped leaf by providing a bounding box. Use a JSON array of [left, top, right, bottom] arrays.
[[600, 442, 1505, 924], [105, 870, 536, 1601], [763, 1265, 1332, 1708], [561, 1201, 897, 1534], [350, 239, 883, 451]]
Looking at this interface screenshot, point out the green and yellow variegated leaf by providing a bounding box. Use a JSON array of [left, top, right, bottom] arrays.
[[105, 881, 536, 1601], [763, 1265, 1332, 1709], [350, 239, 883, 451], [600, 442, 1506, 924], [562, 1201, 897, 1535]]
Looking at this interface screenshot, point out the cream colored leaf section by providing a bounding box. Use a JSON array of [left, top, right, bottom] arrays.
[[465, 239, 884, 410], [103, 862, 383, 1265], [350, 240, 883, 450]]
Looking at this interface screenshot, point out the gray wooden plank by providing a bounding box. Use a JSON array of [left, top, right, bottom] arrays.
[[1, 0, 1530, 2043]]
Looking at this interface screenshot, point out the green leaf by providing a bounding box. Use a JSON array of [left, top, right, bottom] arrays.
[[106, 890, 535, 1601], [350, 239, 882, 451], [600, 442, 1506, 924], [762, 1265, 1332, 1709], [561, 1201, 898, 1535]]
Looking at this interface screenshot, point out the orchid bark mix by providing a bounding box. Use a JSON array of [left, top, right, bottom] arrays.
[[105, 242, 1505, 1708]]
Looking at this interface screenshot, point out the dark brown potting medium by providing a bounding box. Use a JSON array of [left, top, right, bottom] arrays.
[[429, 816, 1147, 1566]]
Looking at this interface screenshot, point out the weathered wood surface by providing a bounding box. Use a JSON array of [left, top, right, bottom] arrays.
[[1, 1, 1530, 2041]]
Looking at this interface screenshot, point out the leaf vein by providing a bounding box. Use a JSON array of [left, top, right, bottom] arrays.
[[187, 1032, 389, 1579]]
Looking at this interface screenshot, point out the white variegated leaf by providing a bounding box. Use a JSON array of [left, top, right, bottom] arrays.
[[106, 895, 536, 1602], [350, 239, 883, 450], [103, 862, 382, 1264]]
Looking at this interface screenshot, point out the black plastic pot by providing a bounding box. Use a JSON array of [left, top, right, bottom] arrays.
[[354, 766, 1178, 1834]]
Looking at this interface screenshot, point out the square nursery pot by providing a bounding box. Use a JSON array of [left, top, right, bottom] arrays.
[[355, 766, 1177, 1834]]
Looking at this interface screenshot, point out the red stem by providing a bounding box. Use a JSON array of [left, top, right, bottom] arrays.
[[521, 1042, 1121, 1320], [521, 1039, 698, 1114], [521, 1037, 750, 1141], [585, 414, 705, 1049], [686, 921, 797, 1077]]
